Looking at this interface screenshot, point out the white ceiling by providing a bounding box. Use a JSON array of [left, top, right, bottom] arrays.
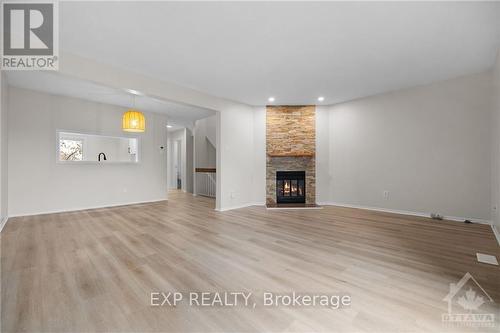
[[58, 1, 500, 105], [6, 71, 215, 128]]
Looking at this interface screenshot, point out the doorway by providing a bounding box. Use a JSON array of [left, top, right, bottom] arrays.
[[175, 139, 182, 189]]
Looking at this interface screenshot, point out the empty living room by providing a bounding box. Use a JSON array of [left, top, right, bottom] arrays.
[[1, 1, 500, 332]]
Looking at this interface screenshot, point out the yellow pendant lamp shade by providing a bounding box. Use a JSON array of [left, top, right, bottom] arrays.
[[122, 109, 145, 132]]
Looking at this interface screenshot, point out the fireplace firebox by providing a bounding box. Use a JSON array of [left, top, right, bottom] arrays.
[[276, 171, 306, 204]]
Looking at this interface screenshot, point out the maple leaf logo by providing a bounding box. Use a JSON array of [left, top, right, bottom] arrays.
[[457, 288, 485, 311]]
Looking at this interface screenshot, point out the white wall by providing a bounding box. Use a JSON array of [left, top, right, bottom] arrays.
[[8, 87, 168, 216], [193, 115, 217, 196], [252, 107, 266, 205], [194, 115, 217, 168], [0, 72, 8, 229], [322, 72, 492, 222], [315, 106, 330, 203], [217, 107, 257, 210], [194, 112, 260, 208], [492, 55, 500, 227]]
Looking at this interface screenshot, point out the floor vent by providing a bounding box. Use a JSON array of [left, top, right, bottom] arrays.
[[476, 253, 499, 266]]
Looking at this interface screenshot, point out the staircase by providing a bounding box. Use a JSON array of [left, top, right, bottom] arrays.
[[195, 168, 216, 198]]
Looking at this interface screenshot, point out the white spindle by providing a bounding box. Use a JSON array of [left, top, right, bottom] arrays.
[[196, 172, 216, 198]]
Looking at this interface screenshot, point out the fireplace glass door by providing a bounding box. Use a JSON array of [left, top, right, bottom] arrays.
[[276, 171, 305, 204]]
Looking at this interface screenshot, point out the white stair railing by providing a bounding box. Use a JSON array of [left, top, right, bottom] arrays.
[[195, 169, 216, 198]]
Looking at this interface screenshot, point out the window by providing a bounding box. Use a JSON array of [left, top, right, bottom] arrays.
[[59, 138, 83, 161]]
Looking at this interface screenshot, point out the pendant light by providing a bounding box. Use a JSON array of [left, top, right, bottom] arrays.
[[122, 94, 145, 132]]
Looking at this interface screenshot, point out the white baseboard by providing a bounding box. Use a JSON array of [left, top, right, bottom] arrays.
[[8, 198, 168, 218], [491, 225, 500, 246], [0, 216, 8, 233], [317, 201, 492, 225]]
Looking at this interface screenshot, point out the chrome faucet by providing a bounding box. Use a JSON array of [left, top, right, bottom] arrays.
[[98, 152, 107, 162]]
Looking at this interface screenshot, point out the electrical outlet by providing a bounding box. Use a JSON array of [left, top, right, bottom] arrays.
[[230, 192, 235, 199], [383, 190, 389, 200], [493, 205, 498, 212], [430, 213, 444, 220]]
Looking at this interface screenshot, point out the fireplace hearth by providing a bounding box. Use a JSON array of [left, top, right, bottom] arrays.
[[276, 171, 306, 204]]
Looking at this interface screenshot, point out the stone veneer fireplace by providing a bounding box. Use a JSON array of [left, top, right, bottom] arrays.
[[266, 106, 316, 206]]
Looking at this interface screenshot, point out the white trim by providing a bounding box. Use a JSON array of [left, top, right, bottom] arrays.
[[491, 225, 500, 246], [0, 216, 8, 233], [7, 199, 167, 218], [317, 202, 493, 225], [215, 202, 264, 212]]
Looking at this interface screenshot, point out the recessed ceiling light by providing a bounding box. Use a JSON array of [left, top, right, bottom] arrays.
[[268, 97, 275, 103], [166, 125, 173, 128], [317, 96, 325, 102], [126, 89, 142, 95]]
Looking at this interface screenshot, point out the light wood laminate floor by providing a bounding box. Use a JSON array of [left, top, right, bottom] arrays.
[[1, 190, 499, 332]]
